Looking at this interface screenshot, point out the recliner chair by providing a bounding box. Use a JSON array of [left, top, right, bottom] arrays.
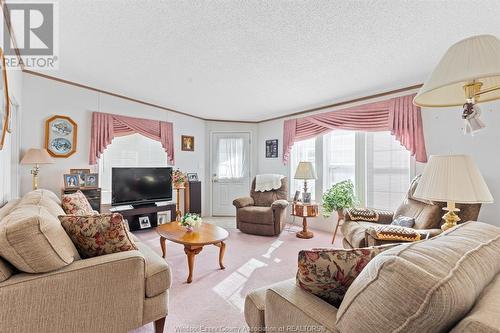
[[233, 177, 289, 236]]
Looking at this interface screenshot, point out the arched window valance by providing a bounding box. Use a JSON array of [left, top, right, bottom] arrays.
[[89, 112, 174, 165], [283, 94, 427, 163]]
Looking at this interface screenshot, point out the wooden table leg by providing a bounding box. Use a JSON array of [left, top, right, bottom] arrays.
[[332, 219, 341, 244], [296, 217, 314, 239], [160, 236, 167, 258], [214, 241, 226, 270], [184, 245, 203, 283]]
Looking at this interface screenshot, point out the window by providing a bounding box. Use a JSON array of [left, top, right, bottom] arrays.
[[290, 131, 412, 211], [366, 132, 410, 211], [323, 131, 356, 190], [216, 137, 246, 180], [99, 133, 170, 203], [290, 138, 316, 200]]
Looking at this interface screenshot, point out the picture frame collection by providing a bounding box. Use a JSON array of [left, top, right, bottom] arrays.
[[64, 169, 99, 189]]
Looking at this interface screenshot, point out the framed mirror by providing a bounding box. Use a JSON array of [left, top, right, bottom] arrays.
[[0, 48, 10, 150]]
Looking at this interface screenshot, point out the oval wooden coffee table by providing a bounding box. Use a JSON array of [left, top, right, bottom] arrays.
[[156, 222, 229, 283]]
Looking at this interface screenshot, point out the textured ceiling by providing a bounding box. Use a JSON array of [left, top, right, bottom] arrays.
[[32, 0, 500, 121]]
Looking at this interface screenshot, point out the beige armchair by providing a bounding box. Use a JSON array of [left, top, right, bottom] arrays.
[[341, 176, 481, 248], [233, 177, 289, 236]]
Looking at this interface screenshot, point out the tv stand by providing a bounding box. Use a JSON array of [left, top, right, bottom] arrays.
[[102, 203, 176, 232]]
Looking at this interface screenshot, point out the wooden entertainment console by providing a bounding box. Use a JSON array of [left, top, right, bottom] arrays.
[[101, 203, 176, 231]]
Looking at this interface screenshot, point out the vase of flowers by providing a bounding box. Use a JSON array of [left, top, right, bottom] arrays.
[[172, 169, 187, 189], [179, 213, 203, 232]]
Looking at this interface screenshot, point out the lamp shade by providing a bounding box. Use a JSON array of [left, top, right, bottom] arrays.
[[414, 35, 500, 107], [294, 161, 317, 180], [20, 149, 55, 165], [413, 155, 493, 204]]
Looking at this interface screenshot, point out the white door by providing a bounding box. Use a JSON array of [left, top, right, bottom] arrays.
[[211, 132, 251, 216]]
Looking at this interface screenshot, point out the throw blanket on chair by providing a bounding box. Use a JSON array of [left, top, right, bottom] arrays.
[[255, 174, 285, 192]]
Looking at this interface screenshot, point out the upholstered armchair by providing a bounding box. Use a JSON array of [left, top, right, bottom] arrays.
[[233, 177, 289, 236], [341, 176, 481, 248]]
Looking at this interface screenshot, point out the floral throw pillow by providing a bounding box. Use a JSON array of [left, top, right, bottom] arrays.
[[61, 191, 95, 215], [297, 244, 397, 307], [59, 213, 138, 258]]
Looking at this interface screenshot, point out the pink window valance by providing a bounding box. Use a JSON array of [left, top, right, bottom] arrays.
[[283, 94, 427, 163], [89, 112, 174, 165]]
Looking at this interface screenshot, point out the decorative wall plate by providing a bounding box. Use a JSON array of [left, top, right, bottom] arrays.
[[45, 115, 78, 158]]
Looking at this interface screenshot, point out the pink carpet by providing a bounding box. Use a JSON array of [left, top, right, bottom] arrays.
[[131, 221, 342, 332]]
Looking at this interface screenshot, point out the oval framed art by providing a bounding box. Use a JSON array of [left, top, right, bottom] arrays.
[[45, 115, 78, 158], [0, 48, 10, 151]]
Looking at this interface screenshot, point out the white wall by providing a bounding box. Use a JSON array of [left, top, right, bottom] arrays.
[[20, 74, 207, 214], [257, 95, 500, 230], [0, 67, 23, 205]]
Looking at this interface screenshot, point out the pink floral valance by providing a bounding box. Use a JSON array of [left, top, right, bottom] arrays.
[[89, 112, 174, 165], [283, 94, 427, 163]]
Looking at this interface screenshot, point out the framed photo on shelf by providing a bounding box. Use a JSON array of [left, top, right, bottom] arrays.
[[63, 174, 80, 189], [45, 115, 78, 158], [181, 135, 194, 151], [83, 173, 98, 188], [138, 216, 151, 229], [157, 211, 171, 225], [187, 173, 199, 181], [70, 168, 90, 185], [293, 190, 301, 202], [265, 139, 278, 158]]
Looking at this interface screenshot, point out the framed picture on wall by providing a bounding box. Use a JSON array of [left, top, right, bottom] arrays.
[[181, 135, 194, 151], [0, 48, 10, 151], [45, 115, 78, 158], [265, 139, 278, 158]]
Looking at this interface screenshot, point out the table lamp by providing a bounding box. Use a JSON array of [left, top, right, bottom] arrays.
[[414, 35, 500, 134], [294, 161, 317, 203], [413, 155, 493, 231], [20, 148, 55, 190]]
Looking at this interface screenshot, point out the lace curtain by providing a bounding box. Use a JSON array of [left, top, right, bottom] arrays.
[[216, 137, 247, 180]]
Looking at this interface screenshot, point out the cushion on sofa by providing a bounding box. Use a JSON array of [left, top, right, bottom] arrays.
[[395, 197, 442, 229], [367, 224, 421, 242], [336, 221, 500, 333], [0, 205, 81, 273], [59, 213, 138, 258], [237, 206, 274, 225], [61, 191, 95, 215], [451, 273, 500, 333], [297, 244, 397, 307], [0, 256, 14, 282], [19, 189, 65, 217], [134, 240, 172, 297], [391, 215, 415, 228], [341, 221, 376, 248]]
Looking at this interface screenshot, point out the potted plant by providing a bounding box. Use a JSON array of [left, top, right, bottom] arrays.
[[322, 180, 357, 220], [179, 213, 203, 232]]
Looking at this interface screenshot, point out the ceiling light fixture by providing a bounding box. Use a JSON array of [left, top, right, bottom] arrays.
[[414, 34, 500, 135]]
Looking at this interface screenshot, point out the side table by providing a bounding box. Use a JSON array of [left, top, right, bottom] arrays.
[[291, 202, 319, 239]]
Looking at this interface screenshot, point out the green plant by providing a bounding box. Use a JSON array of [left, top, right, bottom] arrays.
[[322, 180, 357, 217]]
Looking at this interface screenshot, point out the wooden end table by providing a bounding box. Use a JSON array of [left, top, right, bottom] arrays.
[[156, 222, 229, 283], [291, 202, 319, 239]]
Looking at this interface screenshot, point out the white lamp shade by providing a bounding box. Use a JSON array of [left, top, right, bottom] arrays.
[[294, 161, 317, 180], [20, 149, 55, 165], [413, 155, 493, 204], [414, 35, 500, 107]]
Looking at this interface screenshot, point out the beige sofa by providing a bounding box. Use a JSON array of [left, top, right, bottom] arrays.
[[0, 190, 171, 333], [245, 221, 500, 332]]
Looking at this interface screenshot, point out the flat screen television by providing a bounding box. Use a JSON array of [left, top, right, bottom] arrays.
[[112, 167, 172, 206]]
